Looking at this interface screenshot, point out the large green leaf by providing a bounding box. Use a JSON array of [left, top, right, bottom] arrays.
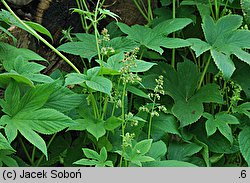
[[117, 18, 192, 54], [191, 14, 250, 79], [163, 61, 223, 127], [1, 108, 75, 158], [239, 127, 250, 166]]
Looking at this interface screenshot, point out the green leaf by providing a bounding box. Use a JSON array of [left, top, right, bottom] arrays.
[[203, 112, 239, 144], [147, 140, 167, 161], [1, 80, 20, 116], [0, 150, 18, 167], [172, 99, 203, 127], [24, 21, 53, 41], [0, 133, 15, 151], [239, 127, 250, 166], [58, 34, 97, 60], [133, 139, 153, 155], [144, 160, 197, 167], [153, 18, 193, 35], [211, 49, 235, 79], [17, 83, 55, 113], [0, 72, 34, 88], [151, 113, 180, 140], [73, 159, 98, 166], [104, 116, 122, 131], [168, 142, 202, 161], [1, 107, 75, 158], [195, 14, 250, 79], [241, 0, 250, 24], [86, 76, 112, 96], [0, 43, 46, 70], [163, 61, 222, 126], [19, 125, 48, 158], [99, 147, 108, 162], [117, 18, 192, 54], [71, 118, 106, 140], [233, 102, 250, 118], [110, 37, 139, 52], [187, 38, 211, 57], [83, 148, 100, 160], [127, 85, 149, 99], [65, 73, 87, 86], [44, 85, 85, 112]]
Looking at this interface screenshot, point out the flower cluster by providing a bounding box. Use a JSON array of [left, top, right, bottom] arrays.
[[139, 75, 168, 117], [125, 112, 139, 127], [229, 81, 242, 105], [122, 132, 135, 148], [99, 28, 115, 56], [120, 47, 142, 84]]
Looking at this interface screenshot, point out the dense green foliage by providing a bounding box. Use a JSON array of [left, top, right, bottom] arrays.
[[0, 0, 250, 167]]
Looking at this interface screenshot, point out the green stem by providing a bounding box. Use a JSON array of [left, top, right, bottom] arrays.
[[119, 83, 127, 167], [148, 97, 156, 139], [2, 0, 80, 74], [94, 0, 102, 62], [133, 0, 149, 22], [101, 96, 109, 120], [19, 137, 33, 165], [36, 133, 57, 166], [147, 0, 153, 21], [171, 0, 176, 68], [197, 56, 211, 90], [214, 0, 220, 20], [31, 146, 36, 164]]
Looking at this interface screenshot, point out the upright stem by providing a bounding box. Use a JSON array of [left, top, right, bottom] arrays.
[[197, 56, 211, 90], [171, 0, 176, 68], [36, 133, 57, 166], [1, 0, 81, 74], [119, 83, 127, 167], [148, 97, 156, 139], [19, 137, 33, 165], [133, 0, 149, 22]]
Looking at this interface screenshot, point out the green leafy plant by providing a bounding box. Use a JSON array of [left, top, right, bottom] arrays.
[[0, 0, 250, 167]]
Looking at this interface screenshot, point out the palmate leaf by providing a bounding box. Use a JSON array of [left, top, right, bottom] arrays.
[[0, 82, 76, 158], [1, 109, 75, 158], [190, 14, 250, 79], [117, 18, 192, 54], [203, 112, 239, 144], [163, 61, 223, 127]]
